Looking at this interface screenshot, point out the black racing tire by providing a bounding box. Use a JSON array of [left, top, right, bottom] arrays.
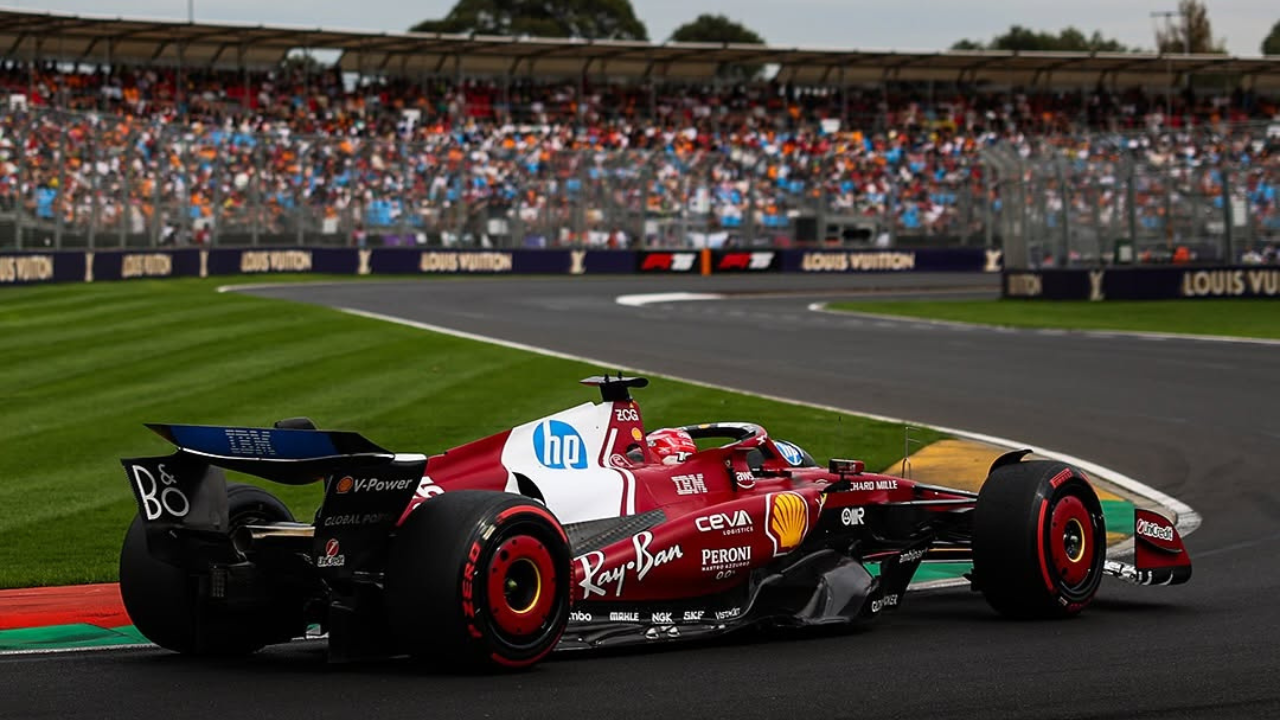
[[385, 491, 571, 671], [972, 460, 1107, 619], [119, 482, 301, 655]]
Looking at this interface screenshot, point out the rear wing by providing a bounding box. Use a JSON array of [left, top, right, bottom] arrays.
[[123, 424, 427, 575], [144, 423, 396, 485]]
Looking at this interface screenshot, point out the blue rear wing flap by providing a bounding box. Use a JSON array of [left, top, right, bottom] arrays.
[[145, 423, 396, 485]]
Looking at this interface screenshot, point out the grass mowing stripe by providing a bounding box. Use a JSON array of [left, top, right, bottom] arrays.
[[824, 298, 1280, 340], [0, 278, 948, 588], [0, 319, 362, 443], [0, 326, 424, 502]]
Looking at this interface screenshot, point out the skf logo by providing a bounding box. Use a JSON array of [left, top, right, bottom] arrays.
[[717, 252, 775, 271], [766, 492, 808, 556], [641, 253, 697, 272]]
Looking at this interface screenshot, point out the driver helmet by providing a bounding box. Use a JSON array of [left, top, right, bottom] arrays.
[[647, 427, 697, 465]]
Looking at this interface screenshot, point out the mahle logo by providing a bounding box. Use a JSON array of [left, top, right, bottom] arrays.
[[533, 420, 588, 469]]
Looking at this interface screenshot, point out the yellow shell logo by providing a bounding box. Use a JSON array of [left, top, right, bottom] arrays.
[[768, 492, 808, 555]]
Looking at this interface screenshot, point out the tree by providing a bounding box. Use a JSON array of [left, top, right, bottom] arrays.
[[1262, 20, 1280, 55], [411, 0, 648, 41], [951, 25, 1135, 52], [669, 14, 765, 45], [668, 13, 766, 79], [1154, 0, 1226, 54]]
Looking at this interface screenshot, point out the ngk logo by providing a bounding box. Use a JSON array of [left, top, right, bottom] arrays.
[[1137, 519, 1175, 542]]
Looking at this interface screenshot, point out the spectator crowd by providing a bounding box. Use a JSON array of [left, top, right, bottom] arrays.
[[0, 60, 1276, 259]]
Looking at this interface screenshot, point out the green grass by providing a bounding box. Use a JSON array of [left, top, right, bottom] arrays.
[[827, 299, 1280, 339], [0, 278, 943, 588]]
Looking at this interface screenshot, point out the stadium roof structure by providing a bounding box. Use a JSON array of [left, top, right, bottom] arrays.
[[1, 6, 1278, 90]]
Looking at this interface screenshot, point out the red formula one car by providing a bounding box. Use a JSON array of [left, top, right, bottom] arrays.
[[119, 376, 1191, 670]]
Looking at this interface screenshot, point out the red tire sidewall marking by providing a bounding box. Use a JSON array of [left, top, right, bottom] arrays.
[[1035, 497, 1056, 594], [496, 505, 568, 545]]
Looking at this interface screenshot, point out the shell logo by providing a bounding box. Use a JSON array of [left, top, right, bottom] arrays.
[[766, 492, 809, 556], [336, 476, 354, 494]]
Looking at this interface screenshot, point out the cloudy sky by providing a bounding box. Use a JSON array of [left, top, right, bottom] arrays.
[[18, 0, 1280, 56]]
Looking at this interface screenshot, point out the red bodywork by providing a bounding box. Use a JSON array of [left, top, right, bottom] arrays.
[[397, 388, 976, 608]]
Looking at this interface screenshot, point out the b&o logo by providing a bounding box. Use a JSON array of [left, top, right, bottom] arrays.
[[131, 464, 190, 521], [533, 420, 588, 469]]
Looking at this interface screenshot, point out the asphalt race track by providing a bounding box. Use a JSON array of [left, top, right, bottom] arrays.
[[8, 273, 1279, 719]]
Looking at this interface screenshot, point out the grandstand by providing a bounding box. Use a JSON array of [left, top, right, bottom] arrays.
[[0, 7, 1277, 267]]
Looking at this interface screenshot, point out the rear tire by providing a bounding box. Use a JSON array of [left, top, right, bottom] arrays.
[[119, 483, 302, 655], [972, 460, 1106, 619], [385, 491, 571, 671]]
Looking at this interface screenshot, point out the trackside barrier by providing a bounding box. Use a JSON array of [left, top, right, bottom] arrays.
[[0, 247, 1003, 287], [1003, 266, 1280, 300], [635, 248, 1002, 276]]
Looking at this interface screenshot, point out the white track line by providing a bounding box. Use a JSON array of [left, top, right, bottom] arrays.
[[808, 301, 1280, 347], [340, 306, 1201, 537], [616, 292, 725, 307], [216, 281, 376, 294], [0, 643, 153, 657]]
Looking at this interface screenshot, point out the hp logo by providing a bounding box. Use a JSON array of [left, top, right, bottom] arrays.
[[533, 420, 588, 469], [775, 440, 804, 466]]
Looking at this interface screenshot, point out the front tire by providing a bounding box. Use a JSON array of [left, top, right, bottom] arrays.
[[119, 483, 303, 655], [385, 491, 571, 671], [972, 460, 1106, 619]]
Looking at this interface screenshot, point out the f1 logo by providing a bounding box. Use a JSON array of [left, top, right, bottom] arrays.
[[641, 253, 696, 272], [717, 252, 775, 271]]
